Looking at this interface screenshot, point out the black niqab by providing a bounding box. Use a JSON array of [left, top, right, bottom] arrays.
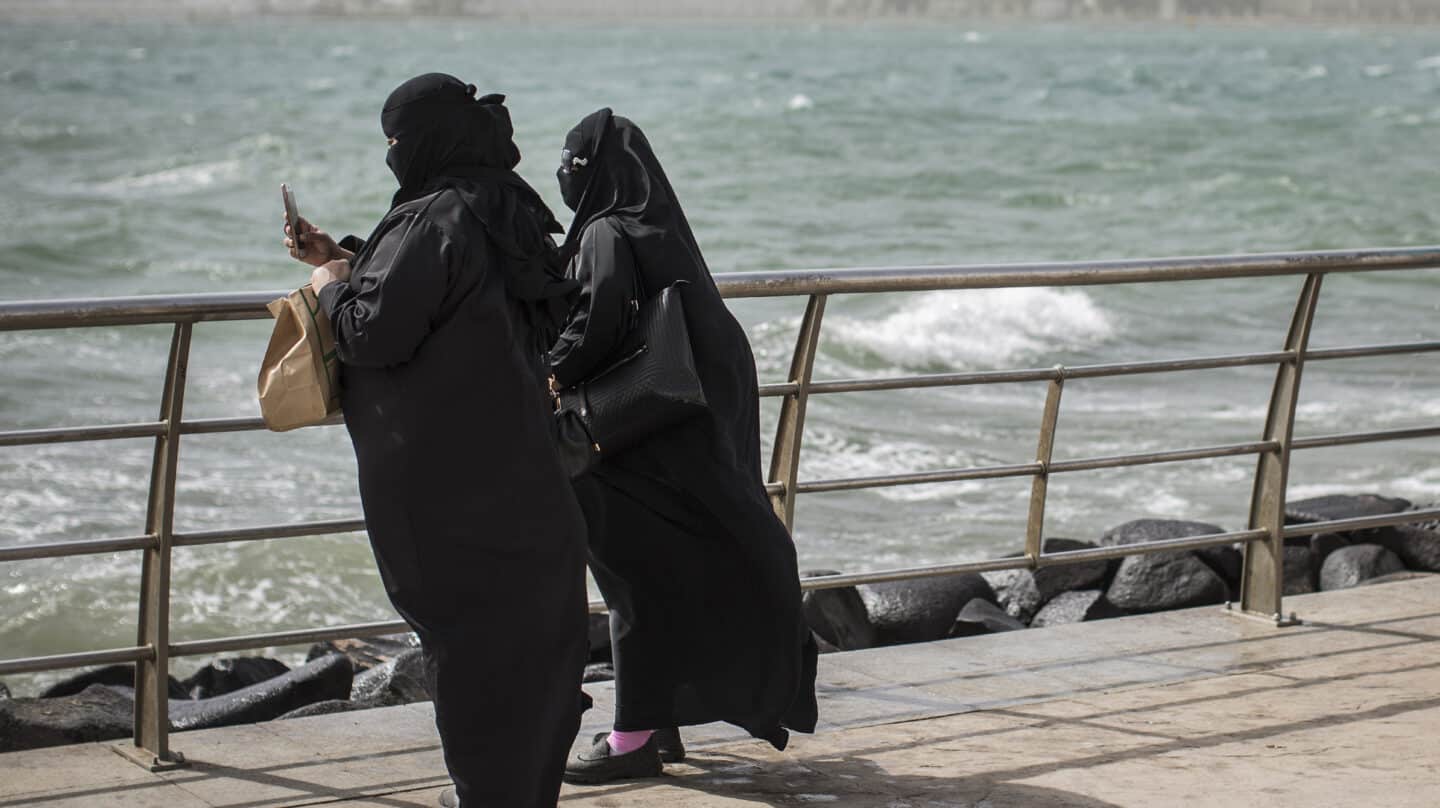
[[379, 73, 575, 343]]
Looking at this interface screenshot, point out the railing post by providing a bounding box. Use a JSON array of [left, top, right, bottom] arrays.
[[1238, 273, 1323, 626], [1024, 368, 1065, 564], [126, 322, 191, 770], [768, 294, 827, 532]]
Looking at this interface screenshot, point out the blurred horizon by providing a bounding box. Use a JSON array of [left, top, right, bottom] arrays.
[[6, 0, 1440, 23]]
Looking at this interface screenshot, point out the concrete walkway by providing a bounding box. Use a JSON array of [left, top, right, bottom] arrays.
[[3, 576, 1438, 807]]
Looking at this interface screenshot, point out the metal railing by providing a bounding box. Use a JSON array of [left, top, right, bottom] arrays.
[[3, 245, 1440, 768]]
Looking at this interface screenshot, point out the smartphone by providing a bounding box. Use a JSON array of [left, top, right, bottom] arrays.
[[281, 183, 304, 259]]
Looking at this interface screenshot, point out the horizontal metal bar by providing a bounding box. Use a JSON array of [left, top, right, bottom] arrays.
[[0, 422, 165, 448], [0, 645, 152, 677], [1048, 441, 1278, 474], [0, 534, 155, 563], [712, 246, 1440, 299], [1282, 506, 1440, 540], [3, 247, 1437, 330], [800, 556, 1033, 590], [758, 382, 800, 398], [1305, 340, 1440, 362], [173, 519, 368, 548], [1292, 425, 1440, 451], [806, 352, 1296, 397], [169, 620, 411, 658], [796, 462, 1044, 495], [1035, 529, 1269, 566]]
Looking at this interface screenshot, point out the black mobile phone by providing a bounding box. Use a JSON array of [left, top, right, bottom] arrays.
[[281, 183, 304, 259]]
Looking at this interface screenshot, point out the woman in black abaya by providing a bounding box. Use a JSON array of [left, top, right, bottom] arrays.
[[549, 108, 818, 783], [287, 75, 588, 808]]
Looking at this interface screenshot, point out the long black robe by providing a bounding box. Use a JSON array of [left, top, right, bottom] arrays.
[[321, 186, 588, 807], [550, 110, 818, 748]]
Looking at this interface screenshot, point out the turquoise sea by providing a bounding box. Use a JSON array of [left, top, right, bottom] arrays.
[[2, 19, 1439, 689]]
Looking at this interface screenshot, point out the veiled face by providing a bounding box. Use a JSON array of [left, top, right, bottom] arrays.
[[556, 128, 591, 211]]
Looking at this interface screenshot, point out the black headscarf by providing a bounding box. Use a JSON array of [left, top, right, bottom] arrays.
[[555, 108, 712, 292], [380, 73, 575, 334]]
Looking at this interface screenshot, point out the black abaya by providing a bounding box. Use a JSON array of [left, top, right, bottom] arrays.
[[551, 110, 818, 748], [319, 76, 587, 808]]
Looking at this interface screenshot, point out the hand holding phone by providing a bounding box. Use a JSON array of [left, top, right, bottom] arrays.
[[281, 183, 305, 260]]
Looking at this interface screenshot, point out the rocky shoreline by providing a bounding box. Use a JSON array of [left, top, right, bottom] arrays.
[[2, 492, 1435, 754]]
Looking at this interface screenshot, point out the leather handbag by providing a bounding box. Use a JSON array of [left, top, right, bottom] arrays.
[[551, 279, 708, 478]]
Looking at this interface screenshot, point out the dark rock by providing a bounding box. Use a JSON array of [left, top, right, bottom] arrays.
[[1105, 552, 1229, 613], [801, 570, 877, 651], [277, 699, 359, 720], [0, 684, 133, 752], [951, 598, 1026, 636], [1309, 533, 1350, 567], [180, 657, 290, 700], [1283, 545, 1316, 596], [857, 573, 995, 645], [1030, 590, 1126, 628], [169, 653, 353, 731], [1374, 524, 1440, 572], [1100, 518, 1225, 548], [1195, 544, 1244, 590], [588, 612, 612, 661], [39, 664, 185, 700], [583, 662, 615, 684], [307, 633, 419, 673], [981, 569, 1043, 624], [1319, 544, 1406, 591], [1285, 493, 1411, 526], [1359, 570, 1439, 586], [1032, 538, 1113, 600], [0, 682, 9, 700], [811, 631, 840, 655], [350, 648, 429, 709]]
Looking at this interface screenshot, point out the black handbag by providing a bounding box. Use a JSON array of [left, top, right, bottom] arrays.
[[551, 279, 708, 478]]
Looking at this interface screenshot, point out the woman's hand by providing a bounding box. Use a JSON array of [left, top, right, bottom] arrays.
[[284, 215, 351, 268], [310, 259, 352, 295]]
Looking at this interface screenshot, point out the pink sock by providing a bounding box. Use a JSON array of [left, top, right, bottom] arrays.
[[607, 729, 654, 755]]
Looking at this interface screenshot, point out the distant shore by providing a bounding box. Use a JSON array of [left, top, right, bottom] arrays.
[[6, 0, 1440, 23]]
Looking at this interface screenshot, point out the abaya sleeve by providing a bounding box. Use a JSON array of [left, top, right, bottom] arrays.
[[548, 218, 638, 388], [320, 214, 458, 369]]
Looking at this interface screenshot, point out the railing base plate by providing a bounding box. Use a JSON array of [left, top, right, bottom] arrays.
[[1223, 602, 1303, 628], [111, 743, 187, 772]]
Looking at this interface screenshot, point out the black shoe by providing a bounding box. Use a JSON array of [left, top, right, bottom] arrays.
[[588, 727, 686, 764], [437, 786, 459, 808], [564, 733, 663, 785]]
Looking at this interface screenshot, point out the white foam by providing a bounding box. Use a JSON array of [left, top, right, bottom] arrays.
[[97, 159, 241, 194], [829, 288, 1115, 370], [1414, 54, 1440, 70], [787, 93, 814, 111], [1363, 64, 1395, 78]]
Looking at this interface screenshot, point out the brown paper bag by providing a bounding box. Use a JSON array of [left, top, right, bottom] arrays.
[[257, 286, 341, 431]]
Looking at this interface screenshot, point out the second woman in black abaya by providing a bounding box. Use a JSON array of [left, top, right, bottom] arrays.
[[550, 109, 818, 784]]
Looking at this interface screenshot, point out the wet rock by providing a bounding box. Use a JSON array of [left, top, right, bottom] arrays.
[[1285, 493, 1411, 526], [1100, 518, 1237, 589], [1283, 545, 1316, 596], [1319, 544, 1406, 591], [1373, 523, 1440, 572], [278, 699, 359, 720], [169, 653, 353, 731], [583, 662, 615, 684], [39, 664, 185, 700], [981, 568, 1043, 625], [1359, 570, 1439, 586], [857, 573, 995, 645], [801, 570, 877, 651], [1030, 590, 1126, 628], [0, 682, 10, 700], [180, 657, 290, 700], [0, 684, 133, 752], [350, 648, 429, 709], [307, 633, 420, 673], [951, 598, 1026, 636], [1105, 552, 1228, 613], [1033, 538, 1114, 600], [588, 612, 612, 661], [1308, 533, 1350, 567]]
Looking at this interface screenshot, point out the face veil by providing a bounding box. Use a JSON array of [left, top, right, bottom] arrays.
[[381, 73, 521, 203]]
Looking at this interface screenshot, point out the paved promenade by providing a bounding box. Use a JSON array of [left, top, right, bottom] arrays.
[[3, 576, 1438, 807]]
